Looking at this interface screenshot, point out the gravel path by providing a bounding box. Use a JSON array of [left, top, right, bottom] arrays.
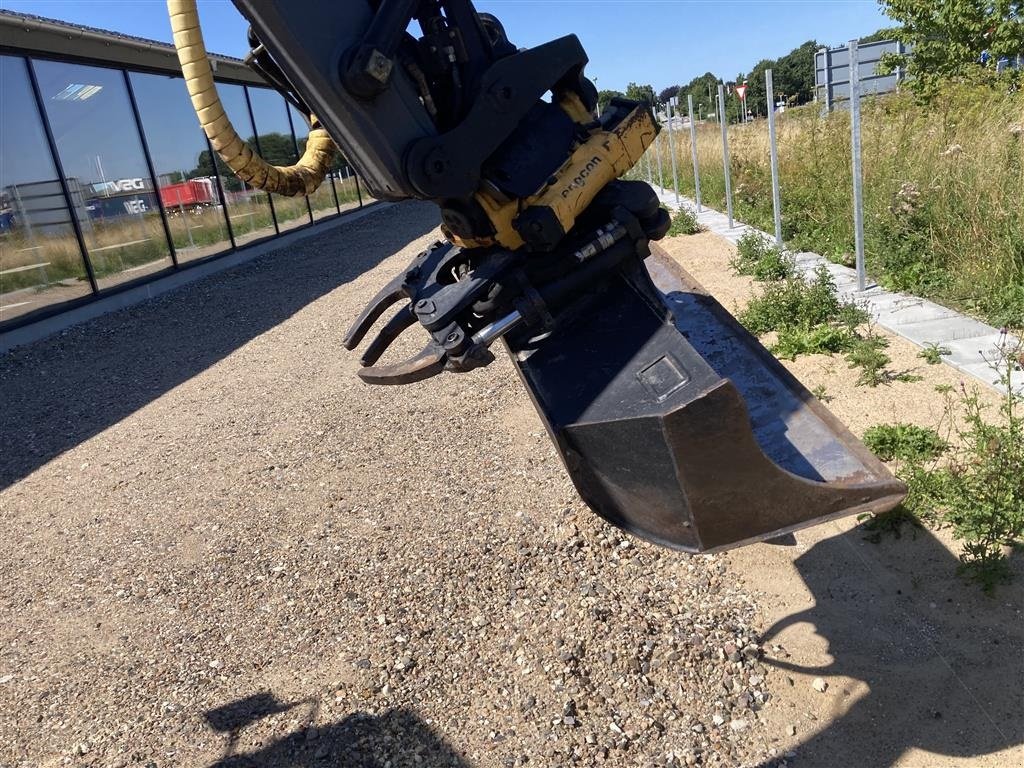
[[1, 203, 778, 768]]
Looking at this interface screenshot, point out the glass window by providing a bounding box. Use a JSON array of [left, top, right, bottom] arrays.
[[248, 86, 311, 232], [0, 55, 93, 323], [213, 83, 277, 247], [289, 104, 338, 221], [330, 155, 363, 214], [129, 71, 233, 264], [32, 59, 173, 290]]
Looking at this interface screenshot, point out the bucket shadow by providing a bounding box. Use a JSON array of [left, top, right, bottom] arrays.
[[0, 202, 438, 490], [756, 524, 1024, 767], [203, 692, 469, 768]]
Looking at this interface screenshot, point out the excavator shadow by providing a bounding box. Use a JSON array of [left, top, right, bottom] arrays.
[[203, 693, 469, 767], [0, 202, 438, 491], [754, 524, 1024, 767]]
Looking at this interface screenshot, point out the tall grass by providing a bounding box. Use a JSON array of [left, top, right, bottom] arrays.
[[642, 84, 1024, 328]]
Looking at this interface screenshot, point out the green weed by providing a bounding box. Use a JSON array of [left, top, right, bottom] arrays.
[[877, 339, 1024, 592], [844, 331, 923, 387], [738, 266, 869, 361], [863, 423, 947, 462], [731, 231, 795, 281], [665, 207, 705, 237], [633, 84, 1024, 330], [919, 342, 952, 365], [810, 384, 832, 403]]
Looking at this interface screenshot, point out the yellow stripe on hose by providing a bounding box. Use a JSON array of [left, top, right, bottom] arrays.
[[166, 0, 337, 196]]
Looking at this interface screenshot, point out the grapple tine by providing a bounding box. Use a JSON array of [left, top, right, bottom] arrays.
[[360, 305, 417, 366], [357, 342, 447, 386], [342, 274, 410, 351]]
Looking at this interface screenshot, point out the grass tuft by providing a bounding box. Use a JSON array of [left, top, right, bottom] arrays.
[[665, 207, 705, 237]]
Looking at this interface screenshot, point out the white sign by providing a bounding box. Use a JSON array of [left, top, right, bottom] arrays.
[[94, 177, 147, 194]]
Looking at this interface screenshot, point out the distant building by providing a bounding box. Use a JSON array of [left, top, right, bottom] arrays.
[[0, 10, 370, 329]]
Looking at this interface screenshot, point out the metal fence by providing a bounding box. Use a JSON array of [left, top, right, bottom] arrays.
[[650, 39, 887, 290]]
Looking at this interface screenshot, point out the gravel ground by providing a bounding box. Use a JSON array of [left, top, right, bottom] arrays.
[[1, 203, 781, 768]]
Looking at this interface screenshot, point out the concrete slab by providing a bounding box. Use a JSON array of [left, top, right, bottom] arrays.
[[894, 316, 995, 345], [651, 184, 1020, 395]]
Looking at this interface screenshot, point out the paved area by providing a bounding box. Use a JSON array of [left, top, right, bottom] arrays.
[[1, 202, 774, 768], [652, 186, 1022, 395]]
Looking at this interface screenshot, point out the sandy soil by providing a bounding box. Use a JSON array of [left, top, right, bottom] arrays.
[[660, 231, 1024, 768], [1, 208, 1020, 768]]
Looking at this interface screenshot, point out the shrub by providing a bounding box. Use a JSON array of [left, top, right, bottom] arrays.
[[863, 423, 947, 462], [739, 265, 868, 359], [872, 339, 1024, 592], [665, 207, 705, 236], [731, 231, 795, 281]]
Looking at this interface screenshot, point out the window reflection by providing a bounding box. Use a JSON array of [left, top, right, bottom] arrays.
[[32, 59, 173, 289], [129, 72, 233, 264], [0, 55, 93, 321], [248, 87, 311, 232], [215, 83, 278, 246], [288, 104, 339, 221]]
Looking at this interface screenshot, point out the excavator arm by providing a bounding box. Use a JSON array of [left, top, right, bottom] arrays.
[[168, 0, 905, 552]]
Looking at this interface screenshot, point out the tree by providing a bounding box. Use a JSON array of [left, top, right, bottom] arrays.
[[679, 72, 720, 119], [745, 59, 775, 117], [859, 26, 902, 44], [772, 40, 819, 105], [879, 0, 1024, 98], [658, 85, 680, 104], [597, 89, 625, 113], [189, 133, 300, 192], [624, 82, 656, 107]]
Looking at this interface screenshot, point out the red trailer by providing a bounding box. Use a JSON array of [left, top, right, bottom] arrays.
[[159, 178, 217, 210]]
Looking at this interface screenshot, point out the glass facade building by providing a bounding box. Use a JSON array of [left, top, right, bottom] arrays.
[[0, 12, 375, 331]]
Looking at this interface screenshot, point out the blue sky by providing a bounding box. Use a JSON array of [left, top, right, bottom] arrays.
[[0, 0, 892, 92]]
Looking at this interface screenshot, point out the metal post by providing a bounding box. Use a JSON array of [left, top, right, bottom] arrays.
[[717, 84, 734, 227], [849, 40, 866, 291], [765, 69, 783, 247], [687, 94, 702, 212], [644, 140, 653, 185], [820, 47, 832, 115], [654, 131, 664, 191], [666, 96, 681, 208]]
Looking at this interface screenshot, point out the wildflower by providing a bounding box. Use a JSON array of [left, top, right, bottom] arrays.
[[890, 182, 920, 217]]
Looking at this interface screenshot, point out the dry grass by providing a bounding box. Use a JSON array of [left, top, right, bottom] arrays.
[[640, 84, 1024, 328]]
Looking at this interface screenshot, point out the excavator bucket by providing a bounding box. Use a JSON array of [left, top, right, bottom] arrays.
[[505, 244, 906, 553]]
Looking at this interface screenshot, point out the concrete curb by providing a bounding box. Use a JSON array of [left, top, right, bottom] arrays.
[[0, 203, 393, 353], [653, 186, 1021, 396]]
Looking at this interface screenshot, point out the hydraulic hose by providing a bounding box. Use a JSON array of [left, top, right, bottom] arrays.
[[166, 0, 336, 196]]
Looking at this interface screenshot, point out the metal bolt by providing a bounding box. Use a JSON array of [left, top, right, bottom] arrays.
[[415, 299, 435, 314], [446, 331, 460, 343]]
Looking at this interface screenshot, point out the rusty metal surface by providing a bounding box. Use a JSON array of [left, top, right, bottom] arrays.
[[505, 245, 906, 553], [645, 246, 892, 486]]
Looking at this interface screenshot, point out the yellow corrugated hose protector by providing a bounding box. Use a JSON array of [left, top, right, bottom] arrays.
[[166, 0, 336, 196]]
